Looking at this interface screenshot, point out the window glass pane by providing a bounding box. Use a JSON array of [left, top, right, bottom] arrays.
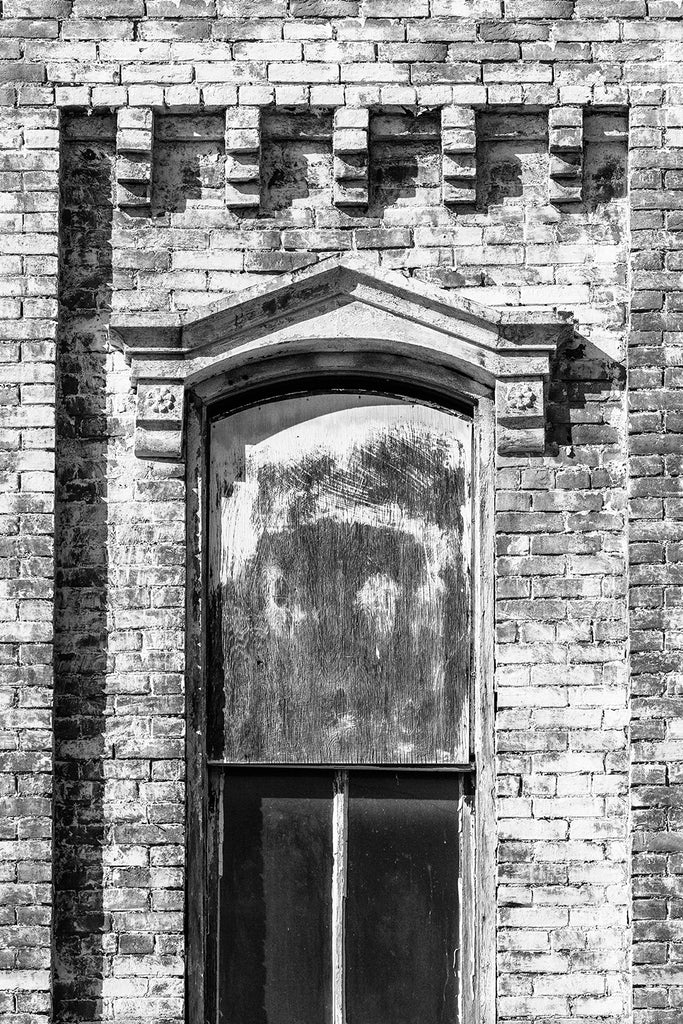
[[219, 770, 333, 1024], [346, 772, 460, 1024]]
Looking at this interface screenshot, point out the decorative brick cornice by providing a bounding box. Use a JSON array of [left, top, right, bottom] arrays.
[[442, 105, 476, 207], [333, 107, 369, 206], [225, 106, 261, 208], [110, 256, 570, 460], [549, 105, 583, 205], [116, 107, 153, 210]]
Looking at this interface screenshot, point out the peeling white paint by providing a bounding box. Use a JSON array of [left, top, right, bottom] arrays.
[[356, 572, 400, 638], [217, 396, 472, 585]]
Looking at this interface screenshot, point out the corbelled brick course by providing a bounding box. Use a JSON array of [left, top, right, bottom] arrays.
[[0, 3, 682, 1024]]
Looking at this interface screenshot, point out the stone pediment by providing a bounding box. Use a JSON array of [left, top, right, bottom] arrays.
[[110, 255, 570, 459]]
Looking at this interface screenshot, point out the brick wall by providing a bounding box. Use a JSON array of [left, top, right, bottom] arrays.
[[0, 96, 59, 1024], [54, 110, 186, 1024], [629, 79, 683, 1024], [0, 3, 682, 1024]]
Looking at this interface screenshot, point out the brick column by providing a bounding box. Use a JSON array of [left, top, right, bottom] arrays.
[[0, 101, 59, 1024], [629, 80, 683, 1024], [54, 109, 187, 1024]]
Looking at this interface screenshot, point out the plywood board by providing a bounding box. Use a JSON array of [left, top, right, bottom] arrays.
[[208, 393, 472, 764]]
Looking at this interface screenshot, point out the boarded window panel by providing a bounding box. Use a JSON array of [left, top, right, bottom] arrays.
[[218, 770, 333, 1024], [209, 393, 472, 764], [345, 772, 461, 1024]]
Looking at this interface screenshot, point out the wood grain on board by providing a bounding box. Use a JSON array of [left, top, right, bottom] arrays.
[[209, 393, 472, 764]]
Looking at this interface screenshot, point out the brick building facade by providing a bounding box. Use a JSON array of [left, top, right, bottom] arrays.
[[1, 1, 682, 1023]]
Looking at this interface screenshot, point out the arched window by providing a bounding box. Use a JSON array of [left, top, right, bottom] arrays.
[[112, 256, 563, 1024], [206, 388, 473, 1024]]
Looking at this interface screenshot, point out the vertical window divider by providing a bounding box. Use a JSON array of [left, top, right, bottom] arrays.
[[215, 772, 225, 1024], [332, 769, 349, 1024]]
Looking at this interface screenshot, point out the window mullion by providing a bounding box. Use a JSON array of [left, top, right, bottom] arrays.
[[332, 769, 349, 1024]]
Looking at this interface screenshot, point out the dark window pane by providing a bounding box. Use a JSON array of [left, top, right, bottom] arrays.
[[346, 772, 460, 1024], [219, 770, 333, 1024]]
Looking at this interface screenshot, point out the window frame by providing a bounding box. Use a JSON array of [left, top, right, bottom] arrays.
[[186, 377, 496, 1024], [214, 764, 472, 1024]]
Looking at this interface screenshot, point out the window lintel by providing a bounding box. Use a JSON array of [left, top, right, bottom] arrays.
[[109, 254, 571, 459]]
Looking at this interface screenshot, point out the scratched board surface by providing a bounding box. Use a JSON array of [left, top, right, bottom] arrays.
[[208, 393, 472, 764]]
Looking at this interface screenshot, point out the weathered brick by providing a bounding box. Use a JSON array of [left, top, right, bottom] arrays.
[[0, 6, 674, 1024]]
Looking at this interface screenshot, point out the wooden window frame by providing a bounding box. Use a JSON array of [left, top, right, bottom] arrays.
[[186, 374, 496, 1024]]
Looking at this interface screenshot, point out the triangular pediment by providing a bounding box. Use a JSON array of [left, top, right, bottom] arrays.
[[111, 255, 567, 386], [109, 256, 570, 460]]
